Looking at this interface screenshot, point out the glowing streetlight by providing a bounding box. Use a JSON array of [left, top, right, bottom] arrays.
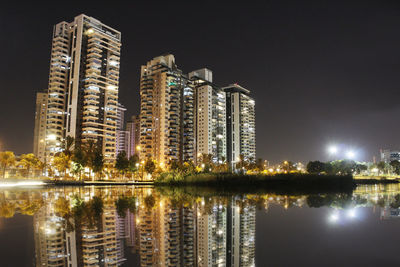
[[328, 145, 338, 154], [346, 150, 355, 159]]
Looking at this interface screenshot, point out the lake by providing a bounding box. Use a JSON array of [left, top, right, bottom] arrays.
[[0, 184, 399, 266]]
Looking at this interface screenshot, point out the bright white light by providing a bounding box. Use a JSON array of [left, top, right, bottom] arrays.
[[347, 209, 356, 218], [109, 60, 118, 66], [328, 145, 338, 154], [346, 150, 355, 159], [329, 212, 339, 223], [106, 85, 117, 90], [0, 181, 45, 188]]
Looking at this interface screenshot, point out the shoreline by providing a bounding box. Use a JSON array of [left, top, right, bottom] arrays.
[[0, 174, 398, 189]]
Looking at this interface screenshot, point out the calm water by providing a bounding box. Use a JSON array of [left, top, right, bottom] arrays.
[[0, 185, 400, 267]]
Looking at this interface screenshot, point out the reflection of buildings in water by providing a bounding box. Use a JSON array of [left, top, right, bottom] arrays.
[[34, 205, 67, 266], [380, 207, 400, 219], [136, 200, 196, 266], [227, 198, 256, 267], [134, 196, 256, 267], [76, 205, 126, 266], [34, 192, 127, 267], [197, 202, 227, 267], [19, 188, 257, 266]]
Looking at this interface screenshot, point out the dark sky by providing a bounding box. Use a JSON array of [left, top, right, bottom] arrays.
[[1, 0, 400, 163]]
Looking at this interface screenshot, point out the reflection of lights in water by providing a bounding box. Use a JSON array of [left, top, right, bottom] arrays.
[[347, 209, 356, 218], [0, 181, 45, 188], [329, 213, 339, 223], [328, 208, 359, 225]]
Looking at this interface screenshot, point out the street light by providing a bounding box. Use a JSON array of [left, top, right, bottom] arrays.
[[328, 145, 338, 155], [346, 150, 355, 159]]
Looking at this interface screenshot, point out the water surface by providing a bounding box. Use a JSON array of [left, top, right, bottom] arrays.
[[0, 184, 399, 266]]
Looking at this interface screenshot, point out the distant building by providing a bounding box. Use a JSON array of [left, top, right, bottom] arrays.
[[44, 14, 121, 161], [223, 84, 256, 168], [380, 149, 400, 163], [33, 91, 48, 162], [126, 115, 140, 158]]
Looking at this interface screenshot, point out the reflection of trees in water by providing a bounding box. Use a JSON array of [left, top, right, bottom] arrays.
[[2, 185, 400, 219], [115, 195, 136, 217]]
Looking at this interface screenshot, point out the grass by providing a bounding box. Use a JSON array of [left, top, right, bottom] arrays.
[[155, 173, 356, 194]]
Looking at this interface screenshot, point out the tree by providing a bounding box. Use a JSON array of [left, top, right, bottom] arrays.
[[256, 158, 265, 171], [72, 146, 87, 180], [53, 152, 70, 177], [115, 151, 129, 178], [390, 161, 400, 175], [64, 136, 75, 157], [282, 161, 296, 172], [127, 155, 139, 179], [235, 154, 248, 172], [92, 150, 104, 180], [144, 157, 156, 176], [306, 161, 326, 174], [19, 153, 39, 178], [37, 160, 46, 177], [354, 163, 368, 175], [169, 159, 181, 172], [84, 140, 97, 179], [0, 151, 16, 178], [330, 160, 356, 176], [182, 161, 196, 175], [377, 161, 386, 175]]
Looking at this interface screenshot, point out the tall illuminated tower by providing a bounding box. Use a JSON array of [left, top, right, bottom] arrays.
[[139, 54, 194, 165], [45, 14, 121, 161], [33, 91, 48, 162], [223, 84, 256, 168], [189, 68, 226, 164]]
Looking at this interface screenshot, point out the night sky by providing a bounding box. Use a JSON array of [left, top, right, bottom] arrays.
[[1, 0, 400, 163]]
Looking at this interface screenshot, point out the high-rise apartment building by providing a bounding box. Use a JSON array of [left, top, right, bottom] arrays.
[[45, 14, 121, 161], [139, 54, 195, 165], [189, 69, 226, 164], [33, 91, 48, 162], [116, 103, 129, 156], [126, 115, 140, 158], [223, 84, 256, 167]]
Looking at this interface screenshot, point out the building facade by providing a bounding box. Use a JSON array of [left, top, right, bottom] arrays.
[[189, 68, 226, 164], [33, 91, 48, 162], [223, 84, 256, 168], [116, 103, 129, 156], [381, 149, 400, 163], [139, 54, 195, 165], [45, 14, 121, 161], [126, 115, 140, 158]]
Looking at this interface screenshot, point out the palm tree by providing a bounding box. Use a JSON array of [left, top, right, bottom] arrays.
[[92, 150, 104, 181], [0, 151, 16, 178], [236, 154, 248, 172], [84, 140, 97, 179], [64, 136, 75, 157]]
